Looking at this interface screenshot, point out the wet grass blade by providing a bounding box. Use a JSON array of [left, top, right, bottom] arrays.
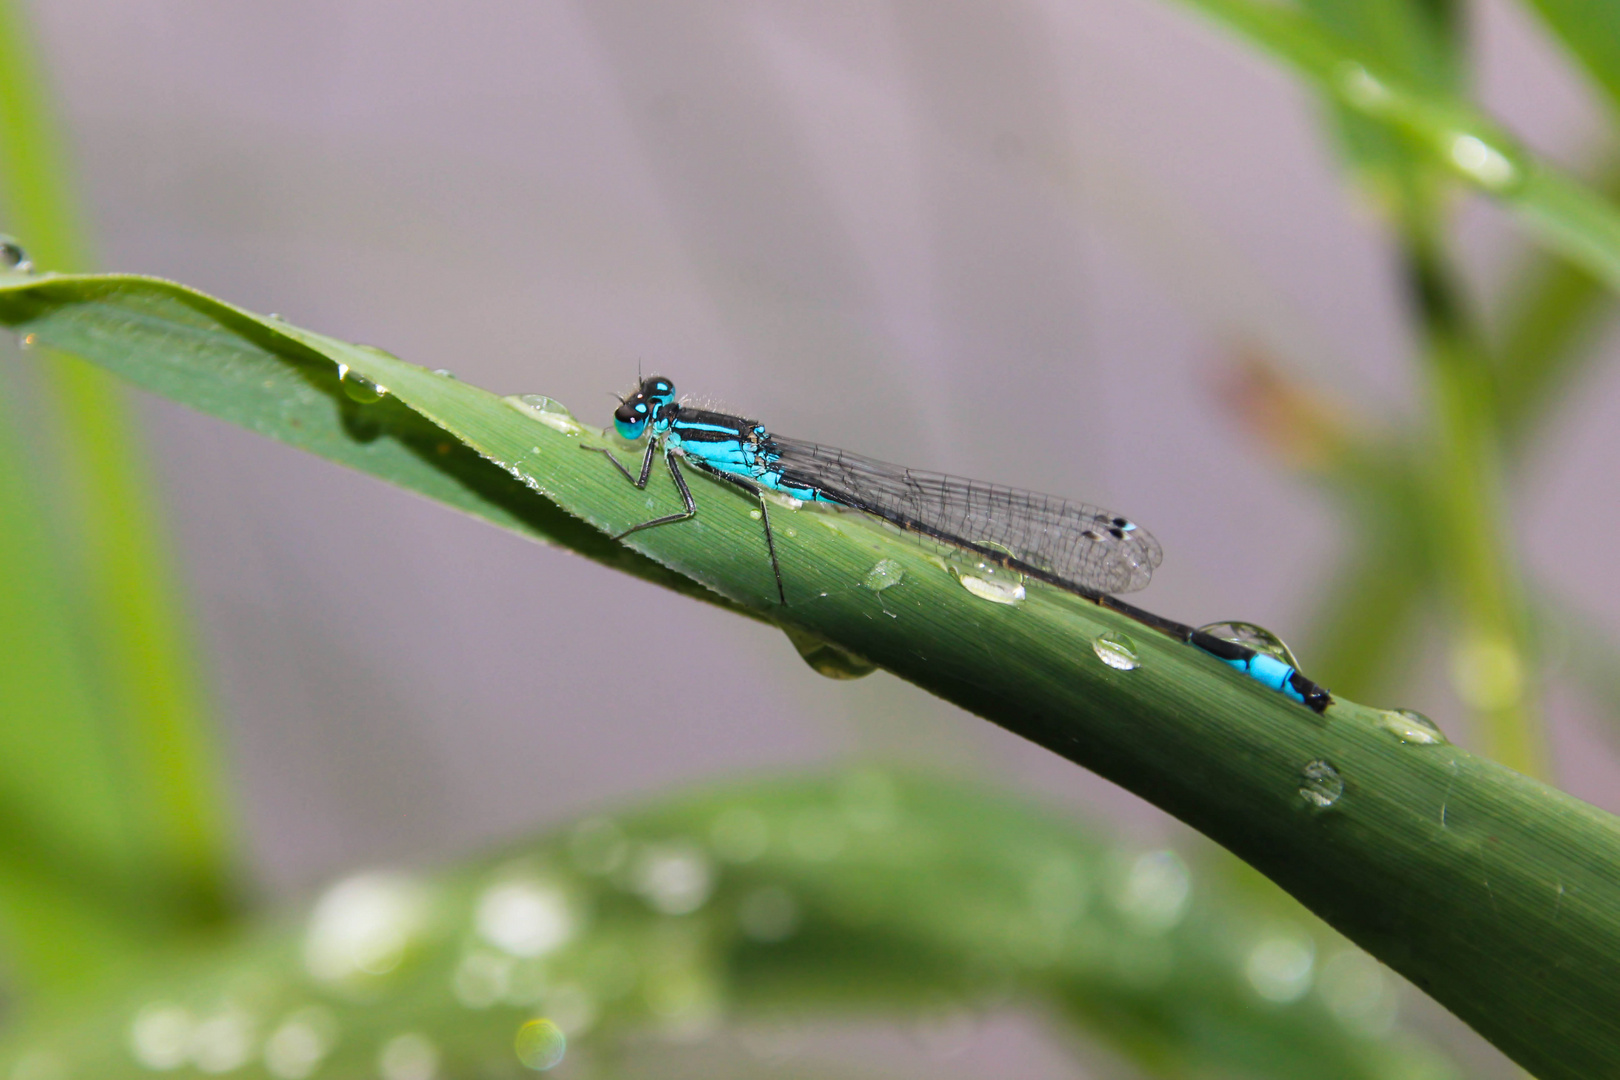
[[0, 272, 1617, 1075], [0, 773, 1457, 1080]]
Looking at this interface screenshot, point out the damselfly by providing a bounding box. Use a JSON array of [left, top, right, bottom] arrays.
[[584, 376, 1329, 712]]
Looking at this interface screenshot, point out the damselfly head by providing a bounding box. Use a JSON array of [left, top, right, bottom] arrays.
[[613, 376, 677, 440]]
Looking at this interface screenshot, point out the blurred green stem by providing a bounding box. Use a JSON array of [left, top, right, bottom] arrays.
[[1400, 205, 1544, 776], [0, 0, 236, 988]]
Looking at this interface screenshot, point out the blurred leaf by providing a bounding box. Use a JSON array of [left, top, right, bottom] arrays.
[[1172, 0, 1620, 298], [1518, 0, 1620, 116], [1, 272, 1618, 1077], [0, 773, 1457, 1080], [0, 0, 234, 997], [1494, 158, 1620, 447]]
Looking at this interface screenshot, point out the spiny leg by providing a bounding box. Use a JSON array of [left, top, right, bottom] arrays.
[[754, 490, 786, 605], [580, 438, 657, 488], [614, 449, 697, 539]]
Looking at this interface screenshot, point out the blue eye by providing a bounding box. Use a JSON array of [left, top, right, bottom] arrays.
[[615, 414, 648, 440]]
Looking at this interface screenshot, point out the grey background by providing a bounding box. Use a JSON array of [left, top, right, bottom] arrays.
[[24, 1, 1620, 1074]]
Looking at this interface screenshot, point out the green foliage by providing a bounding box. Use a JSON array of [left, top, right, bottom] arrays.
[[7, 0, 1620, 1077], [0, 773, 1453, 1080]]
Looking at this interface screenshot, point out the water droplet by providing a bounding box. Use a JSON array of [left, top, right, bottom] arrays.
[[709, 807, 768, 863], [262, 1008, 338, 1080], [1, 236, 33, 273], [1195, 621, 1299, 669], [303, 872, 429, 982], [1445, 132, 1522, 191], [946, 552, 1025, 606], [267, 313, 286, 321], [1449, 633, 1524, 710], [475, 879, 575, 957], [861, 559, 905, 593], [763, 491, 803, 510], [1245, 931, 1316, 1003], [378, 1034, 438, 1080], [1318, 949, 1397, 1035], [335, 363, 387, 403], [1333, 62, 1392, 112], [18, 332, 37, 350], [748, 509, 762, 521], [1377, 708, 1447, 745], [1114, 850, 1191, 933], [191, 1009, 255, 1074], [1091, 631, 1139, 671], [568, 817, 628, 875], [514, 1020, 566, 1071], [737, 885, 800, 942], [632, 842, 714, 915], [1298, 760, 1343, 809], [782, 626, 876, 679], [504, 394, 590, 437], [431, 368, 458, 379], [129, 1003, 192, 1070]]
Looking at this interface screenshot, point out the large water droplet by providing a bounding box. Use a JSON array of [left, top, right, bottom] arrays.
[[191, 1009, 255, 1074], [1, 236, 33, 274], [1245, 931, 1316, 1004], [303, 872, 429, 982], [336, 363, 387, 404], [946, 551, 1025, 606], [129, 1003, 192, 1070], [377, 1034, 438, 1080], [504, 394, 590, 437], [1114, 850, 1191, 934], [1298, 760, 1344, 809], [1377, 708, 1447, 746], [1334, 62, 1393, 112], [475, 879, 575, 957], [782, 626, 876, 679], [861, 558, 905, 593], [632, 842, 714, 915], [1319, 949, 1398, 1035], [262, 1008, 338, 1080], [1091, 631, 1139, 671], [1195, 621, 1299, 668], [1445, 132, 1523, 192], [514, 1019, 567, 1071]]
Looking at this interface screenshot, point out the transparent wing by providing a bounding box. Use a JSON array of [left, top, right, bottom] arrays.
[[769, 436, 1162, 594]]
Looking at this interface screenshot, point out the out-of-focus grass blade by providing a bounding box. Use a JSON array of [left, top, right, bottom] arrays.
[[1173, 0, 1620, 297], [0, 773, 1456, 1080], [1494, 160, 1620, 447], [0, 0, 236, 980], [1517, 0, 1620, 116], [1, 272, 1617, 1077]]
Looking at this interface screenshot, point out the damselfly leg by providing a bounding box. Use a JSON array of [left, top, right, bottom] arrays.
[[581, 441, 696, 537]]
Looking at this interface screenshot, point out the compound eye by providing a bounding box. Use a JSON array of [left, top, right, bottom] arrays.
[[647, 377, 673, 395], [614, 397, 650, 439]]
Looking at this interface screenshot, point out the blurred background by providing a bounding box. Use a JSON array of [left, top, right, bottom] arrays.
[[6, 0, 1620, 1076]]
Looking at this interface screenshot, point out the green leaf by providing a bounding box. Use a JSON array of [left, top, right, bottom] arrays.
[[1, 271, 1618, 1076], [1519, 0, 1620, 117], [0, 0, 234, 995], [1172, 0, 1620, 297], [0, 772, 1457, 1080]]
